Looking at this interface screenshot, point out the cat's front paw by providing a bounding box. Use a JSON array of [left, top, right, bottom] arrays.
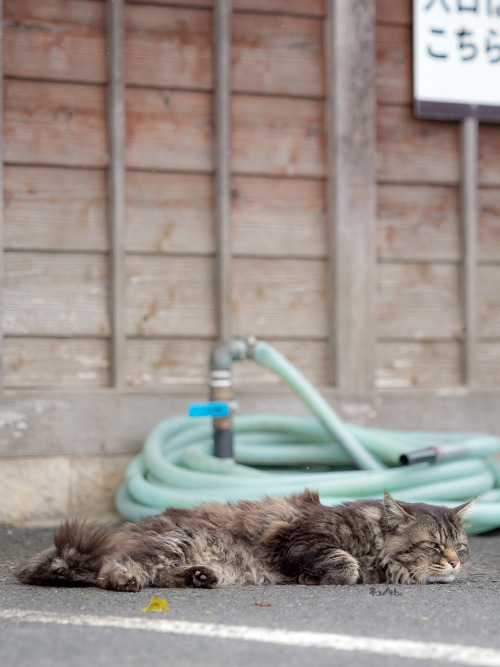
[[298, 573, 320, 586], [101, 571, 143, 592], [184, 566, 219, 589]]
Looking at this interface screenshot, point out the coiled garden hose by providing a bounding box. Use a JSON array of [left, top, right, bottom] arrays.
[[116, 340, 500, 534]]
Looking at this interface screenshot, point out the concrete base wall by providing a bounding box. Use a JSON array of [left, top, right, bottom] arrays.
[[0, 456, 132, 525]]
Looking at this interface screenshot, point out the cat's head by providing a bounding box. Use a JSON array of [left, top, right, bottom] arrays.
[[381, 491, 474, 584]]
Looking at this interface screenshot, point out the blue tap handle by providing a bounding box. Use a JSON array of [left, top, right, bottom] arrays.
[[188, 401, 230, 418]]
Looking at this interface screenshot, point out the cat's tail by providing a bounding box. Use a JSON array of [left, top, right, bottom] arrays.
[[15, 518, 115, 586]]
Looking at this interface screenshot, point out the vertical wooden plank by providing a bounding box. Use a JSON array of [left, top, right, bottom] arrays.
[[0, 0, 4, 394], [106, 0, 126, 388], [325, 0, 377, 398], [461, 117, 478, 387], [213, 0, 232, 342]]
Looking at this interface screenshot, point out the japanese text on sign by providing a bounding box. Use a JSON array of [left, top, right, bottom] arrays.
[[414, 0, 500, 110]]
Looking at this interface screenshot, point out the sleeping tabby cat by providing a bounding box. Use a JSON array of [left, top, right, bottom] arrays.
[[15, 491, 473, 590]]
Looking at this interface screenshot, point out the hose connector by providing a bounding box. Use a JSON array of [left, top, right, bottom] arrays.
[[209, 368, 234, 460], [207, 337, 258, 460], [400, 447, 438, 466], [399, 438, 500, 466]]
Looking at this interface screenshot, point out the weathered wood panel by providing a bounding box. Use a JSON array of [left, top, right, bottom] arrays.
[[6, 1, 324, 97], [0, 337, 290, 389], [125, 8, 324, 96], [4, 253, 110, 336], [377, 184, 461, 261], [377, 105, 460, 184], [478, 266, 500, 339], [231, 176, 327, 258], [126, 338, 212, 387], [231, 13, 324, 97], [232, 258, 328, 338], [376, 24, 411, 105], [5, 338, 327, 389], [126, 255, 216, 337], [126, 172, 214, 254], [376, 0, 412, 26], [376, 341, 462, 388], [479, 189, 500, 262], [3, 338, 109, 388], [477, 343, 500, 387], [126, 338, 329, 388], [126, 256, 328, 338], [4, 167, 328, 258], [231, 95, 326, 177], [5, 389, 500, 457], [130, 0, 211, 6], [376, 263, 463, 340], [4, 80, 107, 167], [124, 4, 212, 90], [125, 87, 212, 171], [4, 166, 107, 251], [479, 124, 500, 187], [4, 0, 106, 83], [234, 0, 325, 15], [4, 167, 214, 254], [126, 89, 326, 175], [129, 0, 326, 17], [5, 81, 325, 176]]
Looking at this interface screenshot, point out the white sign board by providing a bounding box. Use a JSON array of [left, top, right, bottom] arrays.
[[414, 0, 500, 121]]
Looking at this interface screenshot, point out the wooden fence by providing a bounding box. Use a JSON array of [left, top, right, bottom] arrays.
[[1, 0, 500, 460]]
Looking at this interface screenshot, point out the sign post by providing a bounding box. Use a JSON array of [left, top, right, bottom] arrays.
[[460, 115, 478, 387], [413, 0, 500, 387]]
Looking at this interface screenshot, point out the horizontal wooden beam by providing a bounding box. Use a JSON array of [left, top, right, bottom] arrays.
[[2, 388, 500, 457]]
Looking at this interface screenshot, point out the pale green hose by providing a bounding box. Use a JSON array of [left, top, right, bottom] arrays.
[[116, 341, 500, 533]]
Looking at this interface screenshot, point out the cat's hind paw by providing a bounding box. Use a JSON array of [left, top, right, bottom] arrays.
[[184, 566, 219, 589]]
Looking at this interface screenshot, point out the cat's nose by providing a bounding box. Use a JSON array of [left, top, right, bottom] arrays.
[[445, 550, 459, 568]]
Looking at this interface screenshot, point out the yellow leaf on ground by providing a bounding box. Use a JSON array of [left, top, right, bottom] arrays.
[[142, 596, 170, 613]]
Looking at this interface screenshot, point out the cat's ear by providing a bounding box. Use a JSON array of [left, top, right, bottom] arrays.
[[383, 490, 414, 524], [453, 497, 476, 518]]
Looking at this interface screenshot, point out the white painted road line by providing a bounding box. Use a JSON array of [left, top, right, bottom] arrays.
[[1, 608, 499, 666]]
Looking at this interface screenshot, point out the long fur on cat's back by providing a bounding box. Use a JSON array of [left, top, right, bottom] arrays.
[[15, 490, 472, 590]]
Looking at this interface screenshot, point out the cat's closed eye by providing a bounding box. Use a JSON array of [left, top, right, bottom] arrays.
[[422, 541, 441, 551]]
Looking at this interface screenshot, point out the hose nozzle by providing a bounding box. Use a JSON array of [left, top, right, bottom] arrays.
[[400, 437, 500, 466], [400, 447, 438, 466]]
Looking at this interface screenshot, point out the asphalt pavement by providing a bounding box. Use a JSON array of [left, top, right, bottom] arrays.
[[1, 524, 500, 667]]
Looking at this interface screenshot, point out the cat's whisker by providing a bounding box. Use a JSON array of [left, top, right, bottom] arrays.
[[462, 560, 487, 570], [409, 564, 430, 583], [417, 571, 429, 585], [461, 563, 491, 575], [464, 550, 488, 569]]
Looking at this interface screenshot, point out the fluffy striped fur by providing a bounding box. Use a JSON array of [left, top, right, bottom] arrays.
[[15, 491, 473, 591]]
